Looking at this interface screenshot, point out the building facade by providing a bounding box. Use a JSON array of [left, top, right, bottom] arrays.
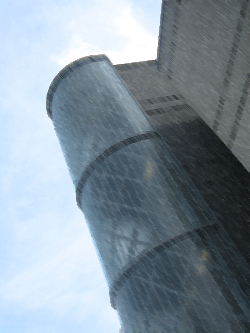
[[46, 1, 250, 332], [157, 0, 250, 172]]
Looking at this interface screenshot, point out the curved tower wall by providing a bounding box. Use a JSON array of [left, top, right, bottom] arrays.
[[47, 55, 153, 187], [47, 55, 250, 332]]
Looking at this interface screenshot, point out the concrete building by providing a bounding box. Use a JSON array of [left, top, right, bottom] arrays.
[[46, 1, 250, 332]]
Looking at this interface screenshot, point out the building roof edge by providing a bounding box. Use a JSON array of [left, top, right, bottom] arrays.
[[46, 54, 111, 119], [157, 0, 167, 71]]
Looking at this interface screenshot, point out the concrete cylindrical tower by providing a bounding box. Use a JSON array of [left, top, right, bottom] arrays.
[[47, 55, 250, 332]]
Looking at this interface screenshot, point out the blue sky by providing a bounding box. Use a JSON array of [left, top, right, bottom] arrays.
[[0, 0, 162, 332]]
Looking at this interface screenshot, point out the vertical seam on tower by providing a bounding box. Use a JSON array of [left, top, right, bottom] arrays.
[[157, 0, 167, 71], [228, 73, 250, 149], [212, 0, 249, 132]]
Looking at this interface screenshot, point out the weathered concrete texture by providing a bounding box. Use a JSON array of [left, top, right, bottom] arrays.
[[157, 0, 250, 172], [114, 60, 201, 128], [115, 57, 250, 295], [115, 60, 178, 100], [48, 55, 250, 332], [113, 60, 250, 332]]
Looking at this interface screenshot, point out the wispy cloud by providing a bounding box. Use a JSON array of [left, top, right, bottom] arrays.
[[51, 1, 158, 66], [52, 40, 98, 67], [109, 5, 158, 64], [0, 0, 161, 331], [0, 209, 117, 324]]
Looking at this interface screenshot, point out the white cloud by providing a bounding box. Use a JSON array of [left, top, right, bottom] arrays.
[[51, 39, 98, 67], [0, 0, 161, 331], [108, 5, 157, 64], [51, 1, 157, 67], [0, 190, 120, 328], [0, 225, 106, 317]]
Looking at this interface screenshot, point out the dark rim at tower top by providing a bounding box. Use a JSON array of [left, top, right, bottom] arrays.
[[46, 54, 111, 119]]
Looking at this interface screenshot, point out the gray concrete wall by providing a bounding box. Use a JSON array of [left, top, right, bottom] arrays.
[[115, 59, 250, 332], [114, 59, 199, 129], [157, 0, 250, 172], [47, 56, 250, 332]]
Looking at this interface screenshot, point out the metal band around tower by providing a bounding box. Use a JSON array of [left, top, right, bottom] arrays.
[[76, 131, 161, 209], [109, 223, 220, 310]]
